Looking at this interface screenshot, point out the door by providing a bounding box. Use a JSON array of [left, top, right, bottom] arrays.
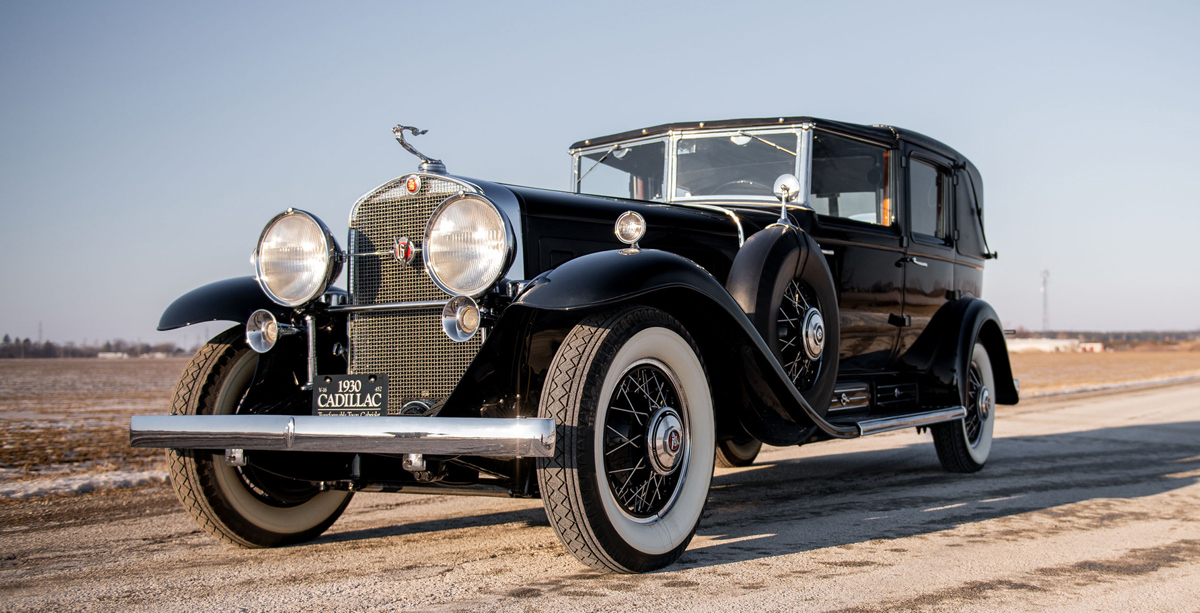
[[806, 130, 903, 373], [897, 147, 957, 358]]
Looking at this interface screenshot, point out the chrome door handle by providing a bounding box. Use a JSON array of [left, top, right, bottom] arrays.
[[896, 256, 929, 268]]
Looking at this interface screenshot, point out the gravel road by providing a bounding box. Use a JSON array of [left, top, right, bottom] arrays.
[[2, 382, 1199, 612]]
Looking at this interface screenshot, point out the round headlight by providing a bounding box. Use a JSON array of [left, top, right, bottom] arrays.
[[423, 194, 513, 296], [254, 209, 342, 307]]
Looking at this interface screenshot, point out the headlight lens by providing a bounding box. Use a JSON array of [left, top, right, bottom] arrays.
[[423, 194, 512, 296], [255, 209, 342, 307]]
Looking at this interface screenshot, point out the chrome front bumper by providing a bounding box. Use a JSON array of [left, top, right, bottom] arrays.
[[129, 415, 556, 458]]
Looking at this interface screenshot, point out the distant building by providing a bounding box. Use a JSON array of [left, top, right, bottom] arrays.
[[1079, 342, 1105, 352], [97, 352, 130, 359], [1007, 339, 1080, 353], [138, 352, 171, 359]]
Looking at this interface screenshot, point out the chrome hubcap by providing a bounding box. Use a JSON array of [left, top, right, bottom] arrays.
[[802, 308, 825, 360], [977, 386, 992, 420], [647, 407, 685, 475]]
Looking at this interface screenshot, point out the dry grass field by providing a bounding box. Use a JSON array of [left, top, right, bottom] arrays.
[[1, 350, 1197, 492], [0, 358, 186, 486], [1009, 350, 1200, 396]]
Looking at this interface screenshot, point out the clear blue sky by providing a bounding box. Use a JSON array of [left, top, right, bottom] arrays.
[[2, 0, 1197, 348]]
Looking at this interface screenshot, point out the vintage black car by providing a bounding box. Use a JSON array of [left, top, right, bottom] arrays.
[[131, 117, 1018, 573]]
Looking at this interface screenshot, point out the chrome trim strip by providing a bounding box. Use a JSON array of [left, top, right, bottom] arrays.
[[670, 203, 745, 247], [130, 415, 557, 458], [328, 300, 449, 313], [857, 406, 967, 436]]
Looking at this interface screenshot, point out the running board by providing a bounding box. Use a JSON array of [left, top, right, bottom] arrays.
[[855, 406, 967, 436]]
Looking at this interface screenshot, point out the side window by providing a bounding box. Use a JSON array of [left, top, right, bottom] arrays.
[[955, 169, 986, 258], [809, 132, 893, 227], [909, 158, 947, 239]]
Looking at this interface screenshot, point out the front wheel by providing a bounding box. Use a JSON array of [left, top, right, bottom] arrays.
[[167, 327, 352, 548], [715, 437, 762, 467], [932, 342, 996, 473], [537, 307, 715, 573]]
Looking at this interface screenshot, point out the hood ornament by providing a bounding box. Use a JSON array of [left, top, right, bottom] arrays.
[[393, 125, 446, 174]]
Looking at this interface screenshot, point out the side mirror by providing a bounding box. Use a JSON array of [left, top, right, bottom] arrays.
[[771, 174, 802, 227], [773, 174, 801, 202]]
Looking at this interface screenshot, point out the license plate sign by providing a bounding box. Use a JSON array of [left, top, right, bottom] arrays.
[[313, 374, 388, 416]]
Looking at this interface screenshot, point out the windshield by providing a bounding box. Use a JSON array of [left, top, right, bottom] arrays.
[[574, 129, 802, 203], [576, 140, 666, 202], [675, 132, 797, 199]]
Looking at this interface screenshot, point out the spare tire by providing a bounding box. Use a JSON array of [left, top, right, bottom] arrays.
[[726, 225, 840, 416]]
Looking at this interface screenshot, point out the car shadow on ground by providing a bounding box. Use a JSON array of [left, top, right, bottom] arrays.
[[317, 420, 1200, 574], [317, 504, 549, 545], [678, 419, 1200, 570]]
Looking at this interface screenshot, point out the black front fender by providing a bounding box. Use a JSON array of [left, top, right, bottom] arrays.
[[513, 249, 858, 442], [158, 277, 287, 331], [515, 249, 736, 312]]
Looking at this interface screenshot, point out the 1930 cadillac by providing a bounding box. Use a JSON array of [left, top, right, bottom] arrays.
[[131, 117, 1018, 573]]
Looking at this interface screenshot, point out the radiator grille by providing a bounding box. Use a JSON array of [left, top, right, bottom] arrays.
[[347, 175, 483, 414]]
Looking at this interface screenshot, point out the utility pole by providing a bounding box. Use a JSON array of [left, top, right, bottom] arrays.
[[1041, 270, 1050, 333]]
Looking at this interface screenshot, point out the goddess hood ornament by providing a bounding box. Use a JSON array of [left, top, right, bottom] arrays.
[[393, 124, 446, 173]]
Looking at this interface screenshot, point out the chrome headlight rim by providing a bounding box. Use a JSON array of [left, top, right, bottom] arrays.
[[422, 193, 515, 298], [254, 208, 343, 308]]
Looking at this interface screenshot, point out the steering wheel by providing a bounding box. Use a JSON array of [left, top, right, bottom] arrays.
[[713, 180, 773, 196]]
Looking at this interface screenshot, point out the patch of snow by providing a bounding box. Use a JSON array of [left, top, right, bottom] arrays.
[[0, 470, 168, 500]]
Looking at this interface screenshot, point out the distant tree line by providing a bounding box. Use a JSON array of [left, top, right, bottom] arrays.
[[0, 335, 190, 359]]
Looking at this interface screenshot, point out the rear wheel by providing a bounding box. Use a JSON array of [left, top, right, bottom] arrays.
[[167, 327, 352, 548], [932, 343, 995, 473], [537, 307, 715, 573]]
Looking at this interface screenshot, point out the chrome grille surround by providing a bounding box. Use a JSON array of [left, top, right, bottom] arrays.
[[347, 175, 484, 415]]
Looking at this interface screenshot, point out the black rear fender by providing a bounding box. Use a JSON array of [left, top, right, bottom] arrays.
[[897, 297, 1019, 406]]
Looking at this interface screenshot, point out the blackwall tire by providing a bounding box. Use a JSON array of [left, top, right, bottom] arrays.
[[537, 307, 715, 573], [932, 343, 996, 473], [715, 437, 762, 468], [167, 327, 352, 548]]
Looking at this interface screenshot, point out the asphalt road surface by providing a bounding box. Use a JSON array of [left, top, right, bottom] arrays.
[[3, 383, 1199, 612]]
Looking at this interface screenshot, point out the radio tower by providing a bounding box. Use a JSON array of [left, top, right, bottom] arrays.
[[1041, 270, 1050, 332]]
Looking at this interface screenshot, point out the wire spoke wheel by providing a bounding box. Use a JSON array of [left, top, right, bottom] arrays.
[[603, 362, 687, 520], [776, 279, 824, 390], [167, 327, 352, 548], [963, 363, 986, 445], [932, 342, 995, 473]]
